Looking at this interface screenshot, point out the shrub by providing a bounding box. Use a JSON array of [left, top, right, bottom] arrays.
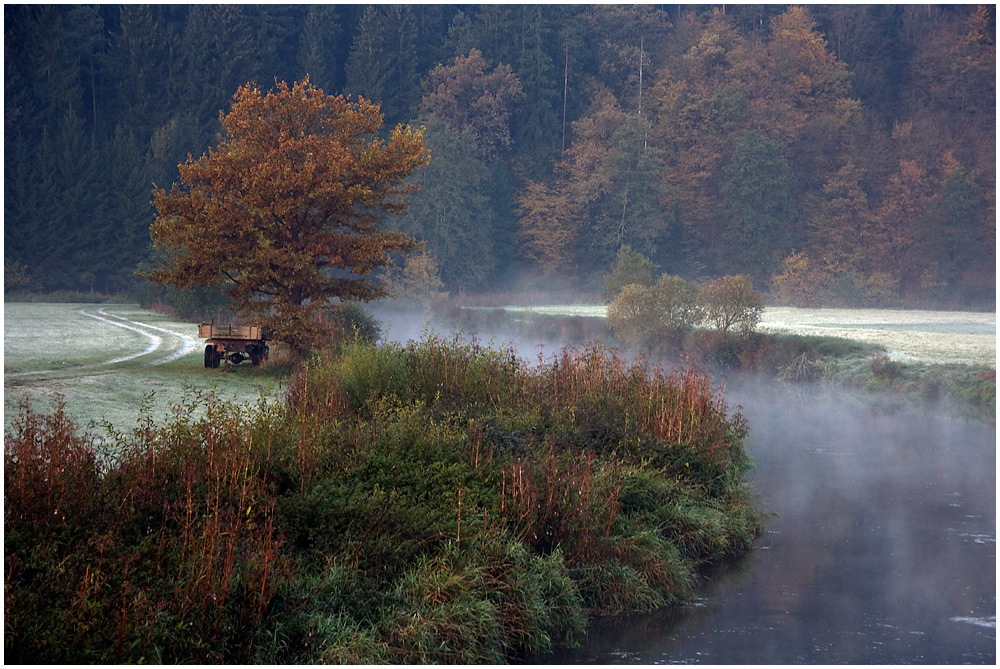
[[869, 352, 901, 380], [5, 393, 289, 664], [771, 250, 830, 307], [700, 274, 763, 336], [688, 329, 744, 368], [329, 302, 382, 344], [382, 250, 448, 306], [607, 275, 702, 348]]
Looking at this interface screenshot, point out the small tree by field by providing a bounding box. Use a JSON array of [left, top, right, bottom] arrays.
[[602, 245, 657, 302], [700, 275, 763, 337], [146, 79, 429, 356], [607, 274, 702, 348], [771, 250, 829, 307], [382, 248, 448, 307]]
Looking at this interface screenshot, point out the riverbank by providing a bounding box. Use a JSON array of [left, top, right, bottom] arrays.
[[5, 335, 760, 663], [6, 300, 992, 662], [436, 304, 996, 423], [543, 372, 996, 664]]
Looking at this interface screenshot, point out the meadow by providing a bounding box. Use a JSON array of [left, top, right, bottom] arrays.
[[4, 302, 995, 435], [4, 303, 287, 435], [498, 304, 996, 367]]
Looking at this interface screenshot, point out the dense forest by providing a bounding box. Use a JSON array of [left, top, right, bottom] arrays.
[[4, 4, 995, 307]]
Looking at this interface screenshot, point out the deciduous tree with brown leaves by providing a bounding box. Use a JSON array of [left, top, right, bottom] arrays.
[[147, 79, 428, 356], [421, 49, 524, 156], [516, 179, 579, 275]]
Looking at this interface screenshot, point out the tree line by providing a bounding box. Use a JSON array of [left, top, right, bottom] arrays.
[[4, 4, 995, 307]]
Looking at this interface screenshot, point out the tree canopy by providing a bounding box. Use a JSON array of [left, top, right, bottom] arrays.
[[5, 5, 995, 308], [147, 79, 428, 354]]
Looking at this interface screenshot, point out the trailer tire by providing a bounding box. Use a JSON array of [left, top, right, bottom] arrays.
[[208, 346, 221, 368], [250, 346, 264, 367]]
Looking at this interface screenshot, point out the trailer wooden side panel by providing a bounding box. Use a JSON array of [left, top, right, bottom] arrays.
[[198, 323, 265, 341]]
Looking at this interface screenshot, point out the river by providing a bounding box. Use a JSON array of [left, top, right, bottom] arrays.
[[377, 308, 995, 664], [545, 375, 995, 664]]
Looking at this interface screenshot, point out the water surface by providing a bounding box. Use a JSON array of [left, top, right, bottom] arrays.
[[546, 377, 996, 664]]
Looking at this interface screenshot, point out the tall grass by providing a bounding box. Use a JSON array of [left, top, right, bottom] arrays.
[[5, 392, 288, 662], [6, 336, 760, 663]]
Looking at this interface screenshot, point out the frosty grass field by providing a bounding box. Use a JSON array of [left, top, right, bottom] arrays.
[[502, 304, 996, 366], [3, 303, 996, 435], [3, 303, 286, 436]]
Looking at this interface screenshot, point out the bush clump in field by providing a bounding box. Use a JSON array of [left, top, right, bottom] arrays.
[[605, 270, 764, 357], [700, 275, 764, 337], [5, 337, 760, 663], [606, 276, 703, 349], [603, 245, 657, 301], [4, 393, 289, 663]]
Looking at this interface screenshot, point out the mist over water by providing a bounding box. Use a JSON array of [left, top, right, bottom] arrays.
[[377, 307, 996, 664], [551, 376, 996, 664], [372, 305, 578, 363]]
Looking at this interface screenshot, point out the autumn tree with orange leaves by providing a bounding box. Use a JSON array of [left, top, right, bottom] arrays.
[[147, 79, 428, 355]]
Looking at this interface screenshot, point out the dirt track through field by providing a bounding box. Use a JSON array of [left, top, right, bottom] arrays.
[[6, 307, 200, 378], [5, 303, 287, 435], [85, 308, 200, 365]]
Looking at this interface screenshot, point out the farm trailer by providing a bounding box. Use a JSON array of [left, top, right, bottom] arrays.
[[198, 323, 270, 368]]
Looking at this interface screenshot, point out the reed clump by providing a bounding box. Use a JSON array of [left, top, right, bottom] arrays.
[[5, 336, 759, 663], [5, 392, 288, 663]]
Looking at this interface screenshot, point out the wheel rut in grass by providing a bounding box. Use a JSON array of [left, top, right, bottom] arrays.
[[88, 308, 200, 366], [80, 309, 199, 367], [6, 308, 200, 379]]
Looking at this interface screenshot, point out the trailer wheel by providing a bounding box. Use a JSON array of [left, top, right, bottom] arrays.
[[205, 344, 219, 369]]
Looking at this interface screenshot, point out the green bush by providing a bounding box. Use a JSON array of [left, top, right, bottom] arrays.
[[603, 245, 657, 301], [869, 352, 902, 381], [700, 275, 763, 336], [607, 275, 702, 349], [5, 337, 760, 663], [329, 302, 382, 344]]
